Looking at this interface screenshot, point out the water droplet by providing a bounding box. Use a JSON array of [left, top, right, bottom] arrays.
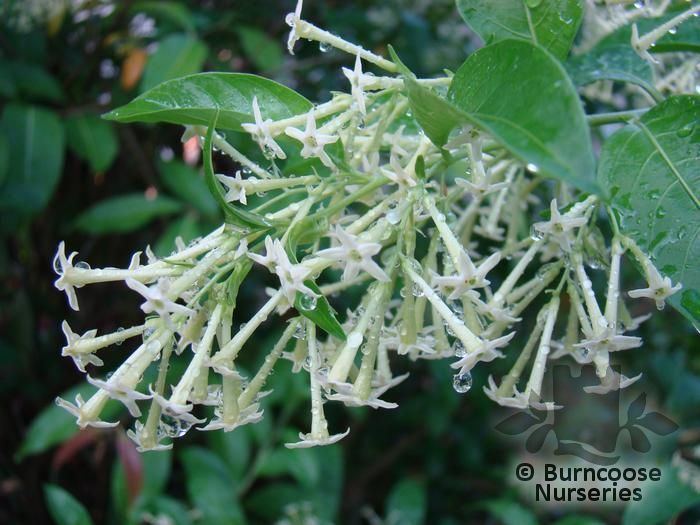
[[677, 124, 694, 138], [530, 224, 545, 241], [318, 41, 331, 53], [300, 293, 317, 310], [526, 163, 539, 173], [668, 27, 677, 35], [75, 261, 91, 270], [452, 341, 466, 358], [293, 323, 306, 339], [160, 415, 191, 438], [453, 372, 473, 393]]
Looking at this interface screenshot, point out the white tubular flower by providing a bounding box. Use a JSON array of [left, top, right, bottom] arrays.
[[316, 225, 389, 282], [285, 0, 304, 54], [450, 332, 514, 373], [215, 171, 248, 204], [53, 241, 84, 311], [149, 389, 205, 425], [87, 375, 152, 418], [584, 368, 642, 394], [241, 96, 286, 159], [381, 151, 417, 187], [432, 251, 501, 299], [198, 402, 264, 432], [628, 263, 682, 310], [125, 278, 193, 320], [249, 236, 317, 303], [61, 321, 102, 372], [483, 376, 561, 411], [284, 112, 339, 168], [55, 392, 118, 429], [326, 373, 409, 409], [127, 421, 173, 452], [285, 427, 350, 449], [342, 54, 372, 115], [456, 176, 508, 198], [533, 199, 587, 246]]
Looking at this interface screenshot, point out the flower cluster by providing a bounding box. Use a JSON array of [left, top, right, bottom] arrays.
[[54, 0, 683, 451]]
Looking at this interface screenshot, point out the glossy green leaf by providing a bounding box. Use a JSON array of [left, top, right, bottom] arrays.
[[105, 73, 311, 131], [0, 104, 65, 217], [65, 114, 119, 172], [448, 39, 597, 193], [180, 447, 246, 525], [74, 194, 183, 234], [622, 465, 700, 525], [44, 485, 94, 525], [565, 44, 657, 96], [1, 60, 65, 103], [598, 95, 700, 325], [238, 27, 284, 71], [456, 0, 583, 60], [140, 34, 208, 92], [157, 159, 219, 218], [386, 479, 427, 525]]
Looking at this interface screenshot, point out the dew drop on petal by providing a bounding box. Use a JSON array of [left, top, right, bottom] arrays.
[[453, 371, 473, 393]]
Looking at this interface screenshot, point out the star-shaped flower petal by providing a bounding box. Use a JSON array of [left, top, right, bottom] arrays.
[[342, 55, 373, 115], [316, 225, 389, 282], [125, 278, 194, 323], [285, 427, 350, 449], [216, 171, 248, 204], [432, 251, 501, 299], [61, 321, 102, 372], [53, 241, 85, 311], [87, 375, 152, 417], [284, 112, 338, 168], [628, 264, 682, 310], [285, 0, 304, 54], [241, 97, 286, 159], [380, 151, 417, 187]]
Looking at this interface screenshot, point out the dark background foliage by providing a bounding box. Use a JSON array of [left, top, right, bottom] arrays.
[[0, 1, 698, 524]]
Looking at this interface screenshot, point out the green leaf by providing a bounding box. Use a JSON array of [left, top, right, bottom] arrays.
[[0, 132, 8, 186], [104, 72, 311, 131], [565, 44, 657, 97], [140, 34, 208, 93], [238, 27, 284, 72], [0, 104, 65, 218], [554, 516, 605, 525], [456, 0, 583, 60], [483, 499, 538, 525], [386, 479, 427, 525], [157, 159, 219, 218], [258, 447, 320, 487], [65, 114, 119, 172], [207, 426, 251, 478], [448, 39, 597, 193], [2, 60, 65, 103], [74, 194, 183, 234], [180, 447, 246, 525], [622, 465, 700, 525], [148, 497, 194, 525], [44, 485, 94, 525], [130, 1, 195, 33], [202, 121, 271, 229], [598, 95, 700, 325]]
